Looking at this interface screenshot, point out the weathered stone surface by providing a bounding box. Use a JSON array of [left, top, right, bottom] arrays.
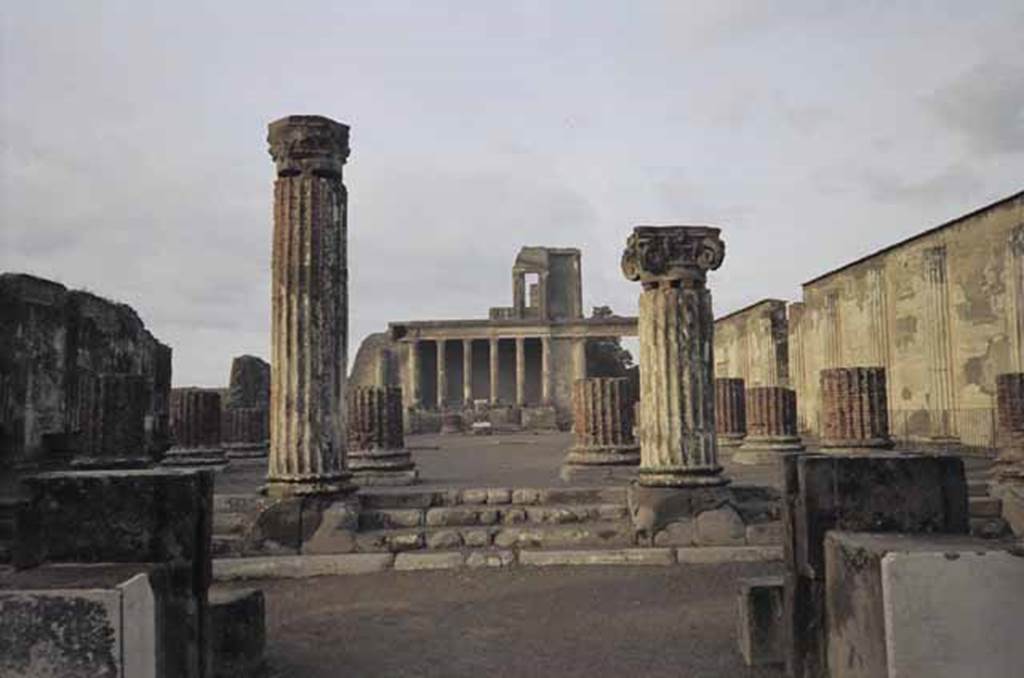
[[359, 508, 423, 530], [652, 520, 695, 546], [783, 454, 969, 678], [521, 405, 558, 431], [225, 355, 270, 410], [745, 522, 783, 545], [563, 377, 639, 469], [695, 505, 746, 546], [465, 550, 515, 568], [394, 551, 465, 571], [520, 547, 674, 566], [819, 367, 892, 450], [993, 373, 1024, 486], [715, 377, 746, 446], [221, 407, 268, 458], [212, 553, 394, 580], [266, 114, 354, 498], [440, 410, 464, 434], [737, 575, 784, 667], [627, 483, 731, 542], [347, 386, 418, 486], [824, 531, 1023, 678], [676, 546, 783, 564], [210, 587, 265, 678], [426, 529, 463, 550], [622, 225, 726, 487], [462, 529, 492, 548], [72, 373, 149, 468], [0, 273, 171, 485]]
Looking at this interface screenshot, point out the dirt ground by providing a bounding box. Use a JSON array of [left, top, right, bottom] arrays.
[[223, 562, 787, 678]]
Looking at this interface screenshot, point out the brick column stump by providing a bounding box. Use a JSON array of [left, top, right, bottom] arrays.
[[222, 407, 269, 459], [715, 377, 746, 449], [818, 367, 892, 452], [560, 377, 639, 482], [734, 387, 804, 464]]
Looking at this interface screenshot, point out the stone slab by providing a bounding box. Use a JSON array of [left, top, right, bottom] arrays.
[[394, 551, 466, 571], [210, 586, 265, 678], [465, 550, 516, 568], [559, 463, 638, 484], [212, 553, 394, 581], [675, 546, 783, 564], [824, 531, 1021, 678], [882, 547, 1024, 678], [737, 575, 785, 667], [519, 548, 675, 567]]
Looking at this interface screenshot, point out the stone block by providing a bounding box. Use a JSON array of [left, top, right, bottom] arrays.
[[675, 546, 783, 564], [210, 587, 265, 678], [394, 551, 465, 571], [465, 550, 515, 568], [246, 495, 359, 555], [486, 488, 512, 504], [745, 521, 783, 545], [521, 405, 558, 430], [626, 483, 730, 541], [519, 548, 675, 567], [737, 576, 785, 667], [501, 507, 528, 524], [213, 553, 394, 580], [460, 488, 489, 505], [426, 529, 463, 550], [462, 529, 492, 548], [652, 520, 695, 547], [695, 505, 747, 545], [0, 565, 160, 678], [511, 488, 541, 505], [425, 506, 484, 527], [824, 531, 1023, 678], [359, 508, 423, 530]]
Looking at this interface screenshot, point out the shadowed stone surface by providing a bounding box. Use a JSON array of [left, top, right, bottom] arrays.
[[210, 586, 266, 678], [72, 373, 149, 469], [166, 387, 226, 466], [715, 377, 746, 447], [226, 356, 270, 410], [737, 575, 785, 667]]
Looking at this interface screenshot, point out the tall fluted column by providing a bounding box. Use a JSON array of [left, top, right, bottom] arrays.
[[734, 386, 804, 464], [347, 386, 418, 486], [463, 339, 473, 405], [818, 367, 892, 451], [515, 337, 526, 407], [266, 115, 352, 496], [436, 339, 447, 409], [561, 377, 639, 482], [489, 338, 500, 404], [541, 336, 552, 405], [715, 377, 746, 448], [72, 373, 149, 469], [407, 340, 421, 408], [622, 225, 727, 487], [164, 387, 226, 466]]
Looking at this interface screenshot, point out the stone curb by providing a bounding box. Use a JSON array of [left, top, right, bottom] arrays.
[[211, 545, 784, 581]]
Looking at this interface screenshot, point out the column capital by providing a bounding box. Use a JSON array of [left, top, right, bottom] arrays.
[[268, 115, 350, 178], [621, 225, 724, 285]]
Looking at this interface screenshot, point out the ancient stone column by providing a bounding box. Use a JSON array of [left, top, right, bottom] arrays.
[[515, 337, 526, 407], [734, 386, 804, 464], [622, 225, 727, 487], [818, 367, 892, 451], [489, 338, 500, 404], [993, 373, 1024, 483], [436, 339, 447, 409], [266, 115, 353, 496], [560, 377, 639, 482], [572, 338, 586, 381], [72, 373, 149, 468], [541, 336, 552, 404], [407, 340, 421, 408], [164, 387, 226, 466], [222, 407, 269, 458], [715, 377, 746, 448], [347, 386, 418, 485], [462, 339, 473, 405]]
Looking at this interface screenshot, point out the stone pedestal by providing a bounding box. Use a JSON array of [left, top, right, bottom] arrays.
[[222, 407, 269, 459], [561, 377, 639, 482], [266, 115, 354, 497], [71, 373, 149, 469], [734, 387, 804, 464], [347, 386, 418, 486], [818, 367, 893, 451], [622, 225, 727, 488], [715, 377, 746, 448], [164, 388, 227, 466]]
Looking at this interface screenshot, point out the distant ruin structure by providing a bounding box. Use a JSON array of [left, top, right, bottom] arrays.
[[222, 355, 270, 457], [266, 115, 353, 497], [622, 225, 726, 487], [353, 246, 637, 432]]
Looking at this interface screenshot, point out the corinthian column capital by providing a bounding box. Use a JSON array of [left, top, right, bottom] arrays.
[[621, 225, 725, 285]]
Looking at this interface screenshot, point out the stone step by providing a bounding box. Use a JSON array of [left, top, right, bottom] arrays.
[[213, 511, 249, 535], [354, 520, 634, 553], [358, 503, 629, 531], [969, 496, 1003, 518], [212, 534, 247, 558], [968, 480, 990, 497], [358, 485, 628, 510]]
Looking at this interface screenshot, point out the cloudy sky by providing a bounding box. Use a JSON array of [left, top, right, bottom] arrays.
[[2, 1, 1022, 387]]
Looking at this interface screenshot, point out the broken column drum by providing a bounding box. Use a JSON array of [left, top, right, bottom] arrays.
[[347, 386, 418, 486], [72, 373, 149, 468], [165, 387, 226, 466], [993, 373, 1024, 483], [222, 407, 269, 459], [622, 225, 727, 487], [734, 386, 804, 464], [266, 115, 353, 496], [561, 377, 639, 481], [715, 377, 746, 448], [818, 367, 892, 451]]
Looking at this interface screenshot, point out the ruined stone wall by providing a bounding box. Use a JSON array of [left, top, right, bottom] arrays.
[[0, 274, 171, 487], [792, 193, 1024, 444], [714, 299, 789, 389]]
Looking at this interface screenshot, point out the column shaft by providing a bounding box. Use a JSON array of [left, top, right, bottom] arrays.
[[734, 386, 804, 463], [819, 367, 892, 450], [715, 377, 746, 447], [515, 337, 526, 407], [489, 338, 500, 404], [463, 339, 473, 405], [541, 336, 552, 405], [347, 385, 418, 485], [436, 339, 447, 409], [407, 340, 420, 408]]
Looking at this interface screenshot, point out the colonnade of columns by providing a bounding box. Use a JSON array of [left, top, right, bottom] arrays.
[[407, 336, 566, 409]]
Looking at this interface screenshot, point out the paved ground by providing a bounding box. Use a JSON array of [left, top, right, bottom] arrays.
[[216, 431, 782, 494], [223, 562, 786, 678]]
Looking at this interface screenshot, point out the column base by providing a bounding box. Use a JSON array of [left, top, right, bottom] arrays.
[[637, 465, 729, 488], [224, 442, 269, 459], [161, 446, 228, 467], [733, 437, 805, 464], [352, 469, 420, 486], [263, 472, 355, 498], [560, 463, 637, 484], [564, 444, 640, 467], [717, 433, 746, 448], [348, 449, 416, 471]]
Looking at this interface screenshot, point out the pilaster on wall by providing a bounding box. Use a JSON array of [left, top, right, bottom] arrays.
[[1011, 225, 1024, 372], [866, 266, 893, 409], [923, 245, 957, 438], [823, 290, 842, 369]]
